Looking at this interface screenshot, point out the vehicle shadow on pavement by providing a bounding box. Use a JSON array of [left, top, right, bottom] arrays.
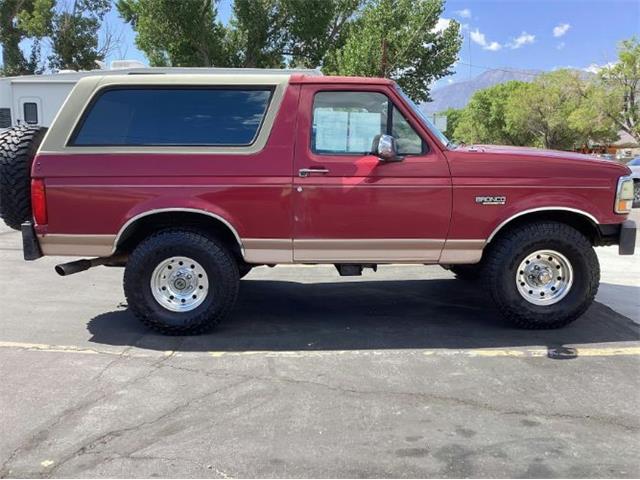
[[86, 279, 640, 353]]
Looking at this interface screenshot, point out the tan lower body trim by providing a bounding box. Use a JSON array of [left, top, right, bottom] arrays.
[[36, 235, 486, 265], [439, 239, 485, 264], [243, 239, 293, 263], [292, 239, 445, 263], [38, 234, 116, 257]]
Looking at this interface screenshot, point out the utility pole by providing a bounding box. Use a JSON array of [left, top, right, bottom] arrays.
[[468, 32, 471, 80], [381, 37, 388, 77]]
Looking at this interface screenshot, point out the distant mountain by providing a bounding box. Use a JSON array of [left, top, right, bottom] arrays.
[[421, 68, 541, 115]]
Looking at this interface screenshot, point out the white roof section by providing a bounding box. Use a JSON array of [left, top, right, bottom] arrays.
[[5, 67, 322, 84]]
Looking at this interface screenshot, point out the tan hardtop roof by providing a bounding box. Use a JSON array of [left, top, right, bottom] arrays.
[[73, 72, 394, 89], [4, 67, 321, 83], [77, 73, 297, 89]]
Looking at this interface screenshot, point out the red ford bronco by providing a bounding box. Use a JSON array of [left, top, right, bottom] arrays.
[[0, 72, 635, 334]]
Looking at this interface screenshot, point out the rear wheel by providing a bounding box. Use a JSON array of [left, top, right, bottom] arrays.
[[124, 229, 239, 335], [0, 125, 47, 229], [485, 221, 599, 329]]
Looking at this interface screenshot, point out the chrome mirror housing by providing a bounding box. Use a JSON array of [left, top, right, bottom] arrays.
[[373, 134, 402, 162]]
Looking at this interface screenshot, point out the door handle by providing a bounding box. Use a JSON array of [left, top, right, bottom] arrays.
[[299, 168, 329, 177]]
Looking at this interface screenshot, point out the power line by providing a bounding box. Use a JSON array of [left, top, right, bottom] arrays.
[[456, 61, 541, 77]]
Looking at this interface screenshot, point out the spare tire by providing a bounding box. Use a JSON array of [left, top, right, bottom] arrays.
[[0, 125, 47, 230]]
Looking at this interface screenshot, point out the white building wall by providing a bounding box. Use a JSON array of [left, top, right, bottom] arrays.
[[11, 82, 75, 127]]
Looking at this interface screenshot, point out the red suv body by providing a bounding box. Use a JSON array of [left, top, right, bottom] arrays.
[[2, 72, 634, 334]]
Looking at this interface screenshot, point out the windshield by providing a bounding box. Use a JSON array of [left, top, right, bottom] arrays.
[[394, 85, 452, 148]]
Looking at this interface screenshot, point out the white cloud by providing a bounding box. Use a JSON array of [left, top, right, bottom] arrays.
[[557, 41, 566, 50], [454, 8, 471, 18], [470, 28, 502, 51], [433, 18, 451, 33], [583, 62, 616, 74], [553, 23, 571, 37], [508, 31, 535, 49]]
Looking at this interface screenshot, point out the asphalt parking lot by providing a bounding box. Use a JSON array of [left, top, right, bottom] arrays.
[[0, 215, 639, 478]]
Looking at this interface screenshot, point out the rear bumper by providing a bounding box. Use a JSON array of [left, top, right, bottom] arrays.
[[618, 220, 636, 255], [21, 221, 42, 261]]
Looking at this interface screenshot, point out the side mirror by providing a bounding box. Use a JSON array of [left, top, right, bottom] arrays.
[[372, 134, 403, 162]]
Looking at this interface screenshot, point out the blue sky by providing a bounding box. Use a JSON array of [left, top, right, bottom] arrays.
[[436, 0, 640, 87], [54, 0, 640, 86]]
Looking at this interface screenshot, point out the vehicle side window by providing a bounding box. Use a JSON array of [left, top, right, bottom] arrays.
[[71, 88, 273, 146], [312, 91, 388, 154], [311, 91, 425, 155], [392, 107, 423, 155], [23, 103, 38, 124]]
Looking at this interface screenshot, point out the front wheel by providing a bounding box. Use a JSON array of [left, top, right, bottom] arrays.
[[485, 222, 599, 329], [124, 229, 239, 335]]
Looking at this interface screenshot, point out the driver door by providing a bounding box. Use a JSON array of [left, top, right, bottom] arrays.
[[292, 84, 452, 263]]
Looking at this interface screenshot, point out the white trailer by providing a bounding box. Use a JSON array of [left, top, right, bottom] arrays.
[[0, 61, 319, 130]]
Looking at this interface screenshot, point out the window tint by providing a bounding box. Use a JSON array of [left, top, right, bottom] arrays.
[[72, 88, 272, 146], [23, 103, 38, 124], [312, 91, 424, 155]]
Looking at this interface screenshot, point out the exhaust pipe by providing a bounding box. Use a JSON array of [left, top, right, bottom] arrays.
[[55, 254, 127, 276]]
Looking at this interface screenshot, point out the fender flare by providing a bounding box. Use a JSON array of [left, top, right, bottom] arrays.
[[486, 207, 599, 243], [112, 207, 244, 255]]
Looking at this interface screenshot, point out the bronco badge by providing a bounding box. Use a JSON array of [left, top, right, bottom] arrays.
[[475, 196, 507, 205]]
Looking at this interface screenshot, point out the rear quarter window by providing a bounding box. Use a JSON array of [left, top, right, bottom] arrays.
[[71, 87, 273, 146]]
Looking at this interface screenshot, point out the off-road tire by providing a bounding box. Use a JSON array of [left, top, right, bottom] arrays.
[[124, 229, 239, 335], [485, 221, 599, 329], [449, 263, 484, 281], [0, 125, 47, 230]]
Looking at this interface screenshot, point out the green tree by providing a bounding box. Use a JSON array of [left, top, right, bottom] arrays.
[[567, 80, 618, 147], [117, 0, 228, 67], [226, 0, 284, 68], [117, 0, 362, 69], [281, 0, 363, 68], [229, 0, 362, 68], [48, 0, 112, 71], [119, 0, 461, 102], [506, 70, 617, 150], [4, 0, 116, 74], [507, 72, 583, 149], [453, 81, 534, 145], [0, 0, 51, 75], [591, 37, 640, 143], [326, 0, 461, 102]]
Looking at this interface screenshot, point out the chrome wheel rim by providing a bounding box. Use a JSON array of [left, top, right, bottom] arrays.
[[516, 249, 573, 306], [150, 256, 209, 312]]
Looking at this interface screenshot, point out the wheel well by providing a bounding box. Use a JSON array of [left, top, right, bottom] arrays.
[[115, 211, 243, 260], [488, 210, 601, 245]]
